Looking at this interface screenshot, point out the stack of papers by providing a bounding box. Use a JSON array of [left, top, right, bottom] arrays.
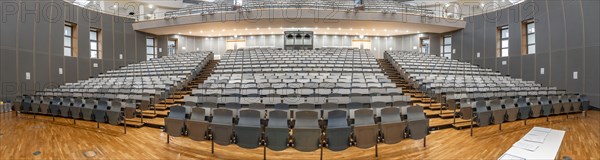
[[523, 129, 549, 143], [512, 140, 541, 151], [499, 154, 525, 160]]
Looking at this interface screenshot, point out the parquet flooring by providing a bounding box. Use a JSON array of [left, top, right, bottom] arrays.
[[1, 110, 598, 159]]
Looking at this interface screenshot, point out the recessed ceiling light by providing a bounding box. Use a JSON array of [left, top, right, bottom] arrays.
[[268, 27, 271, 30], [178, 32, 181, 34], [148, 4, 153, 8], [256, 27, 259, 30]]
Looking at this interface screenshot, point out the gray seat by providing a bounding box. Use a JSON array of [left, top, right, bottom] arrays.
[[540, 96, 553, 117], [122, 102, 136, 119], [264, 110, 290, 151], [503, 98, 518, 121], [234, 109, 263, 149], [59, 98, 72, 117], [528, 97, 542, 117], [324, 110, 351, 151], [93, 100, 109, 123], [49, 97, 62, 115], [579, 95, 590, 112], [211, 108, 234, 145], [31, 97, 44, 114], [292, 110, 321, 152], [489, 99, 505, 125], [70, 98, 84, 119], [550, 96, 563, 115], [107, 101, 123, 125], [164, 105, 186, 137], [380, 107, 406, 144], [40, 97, 52, 114], [560, 95, 573, 114], [474, 101, 491, 126], [352, 109, 379, 149], [185, 107, 209, 141], [21, 96, 32, 113], [570, 95, 582, 112], [82, 99, 96, 121], [406, 106, 429, 140]]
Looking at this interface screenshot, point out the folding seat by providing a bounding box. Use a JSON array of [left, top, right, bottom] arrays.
[[332, 88, 351, 95], [272, 83, 287, 89], [579, 95, 590, 112], [489, 99, 505, 125], [539, 96, 553, 117], [234, 109, 263, 149], [277, 88, 296, 96], [379, 107, 406, 144], [70, 98, 84, 119], [528, 97, 542, 117], [335, 83, 351, 88], [93, 100, 110, 123], [260, 89, 276, 96], [211, 108, 235, 145], [386, 88, 402, 95], [324, 110, 351, 151], [264, 110, 290, 151], [59, 98, 73, 117], [42, 97, 55, 115], [240, 89, 259, 96], [30, 96, 43, 114], [352, 109, 379, 149], [560, 95, 573, 114], [319, 83, 335, 88], [292, 110, 322, 152], [304, 82, 319, 88], [503, 98, 518, 121], [570, 95, 582, 112], [164, 106, 187, 137], [371, 95, 392, 117], [351, 88, 369, 95], [549, 96, 563, 115], [107, 101, 123, 125], [473, 101, 491, 126], [515, 98, 530, 120], [406, 106, 429, 140], [82, 99, 97, 121], [369, 88, 387, 95], [262, 97, 282, 106]]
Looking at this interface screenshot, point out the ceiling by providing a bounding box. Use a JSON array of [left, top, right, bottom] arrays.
[[139, 18, 462, 37]]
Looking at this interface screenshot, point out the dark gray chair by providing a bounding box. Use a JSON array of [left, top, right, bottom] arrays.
[[380, 107, 406, 144], [570, 95, 581, 112], [264, 110, 290, 151], [31, 96, 44, 114], [406, 106, 429, 140], [82, 99, 96, 121], [107, 101, 123, 125], [579, 95, 590, 112], [234, 109, 263, 149], [185, 107, 209, 141], [560, 95, 573, 114], [490, 99, 505, 123], [540, 96, 553, 117], [292, 110, 321, 152], [93, 100, 109, 123], [164, 105, 186, 137], [70, 98, 84, 119], [12, 96, 23, 113], [528, 97, 542, 118], [474, 101, 491, 126], [352, 109, 379, 149], [21, 96, 32, 113], [503, 98, 518, 121], [324, 110, 351, 151], [59, 98, 72, 117], [122, 102, 136, 119], [211, 108, 234, 145], [49, 97, 62, 116], [550, 96, 563, 115], [515, 98, 530, 119]]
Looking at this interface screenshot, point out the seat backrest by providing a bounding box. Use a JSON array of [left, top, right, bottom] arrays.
[[489, 99, 502, 110], [225, 102, 241, 110], [294, 110, 319, 128], [238, 109, 261, 127], [249, 103, 266, 109], [381, 107, 402, 123], [406, 106, 426, 121], [274, 103, 289, 110], [475, 100, 487, 112], [322, 103, 338, 110], [354, 109, 375, 126], [298, 103, 315, 110], [168, 105, 187, 120], [190, 107, 206, 121], [267, 110, 288, 128], [327, 110, 348, 127], [516, 97, 528, 107], [503, 98, 515, 107], [73, 99, 83, 107], [212, 108, 233, 125]]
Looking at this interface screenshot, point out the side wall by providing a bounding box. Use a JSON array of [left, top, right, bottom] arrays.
[[0, 1, 150, 100], [448, 0, 600, 107]]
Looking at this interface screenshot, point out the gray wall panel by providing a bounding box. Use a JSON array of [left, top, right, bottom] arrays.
[[64, 57, 78, 83], [18, 52, 35, 95], [50, 55, 64, 86], [34, 54, 50, 90], [1, 52, 18, 98], [535, 53, 550, 86], [78, 59, 91, 80], [521, 55, 535, 81], [77, 7, 91, 59], [533, 0, 550, 54], [102, 15, 114, 60], [565, 50, 584, 93], [509, 56, 521, 78], [547, 0, 566, 52], [584, 46, 600, 107], [549, 52, 566, 90]]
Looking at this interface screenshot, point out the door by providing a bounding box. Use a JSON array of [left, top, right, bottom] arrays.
[[420, 38, 430, 54], [168, 40, 177, 56]]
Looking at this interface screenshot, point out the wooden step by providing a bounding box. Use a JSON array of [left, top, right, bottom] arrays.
[[143, 110, 169, 117], [140, 112, 157, 118], [124, 118, 145, 127], [144, 117, 165, 128]]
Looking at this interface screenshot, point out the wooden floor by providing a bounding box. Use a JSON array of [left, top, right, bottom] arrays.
[[1, 110, 599, 159]]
